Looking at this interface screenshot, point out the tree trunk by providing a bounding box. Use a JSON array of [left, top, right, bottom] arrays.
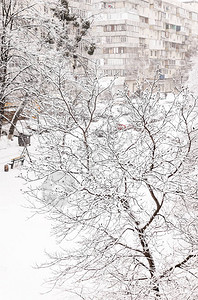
[[138, 228, 160, 299], [8, 99, 27, 140], [0, 105, 4, 138], [0, 1, 14, 137]]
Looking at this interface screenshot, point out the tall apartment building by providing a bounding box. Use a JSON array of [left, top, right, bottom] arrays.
[[69, 0, 198, 92], [68, 0, 92, 17]]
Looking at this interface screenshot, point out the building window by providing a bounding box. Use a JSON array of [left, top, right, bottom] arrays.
[[103, 2, 115, 8], [176, 26, 181, 32], [103, 47, 126, 54], [104, 24, 126, 32], [140, 16, 149, 23], [104, 69, 125, 76], [106, 36, 127, 43]]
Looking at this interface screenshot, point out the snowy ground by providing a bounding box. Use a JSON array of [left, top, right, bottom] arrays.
[[0, 137, 77, 300]]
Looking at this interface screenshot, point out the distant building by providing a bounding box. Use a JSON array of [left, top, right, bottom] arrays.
[[68, 0, 92, 17], [69, 0, 198, 91]]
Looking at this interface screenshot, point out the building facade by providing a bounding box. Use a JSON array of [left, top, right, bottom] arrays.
[[69, 0, 198, 91]]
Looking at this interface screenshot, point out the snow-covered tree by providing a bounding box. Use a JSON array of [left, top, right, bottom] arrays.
[[0, 0, 95, 139], [187, 54, 198, 96], [26, 73, 198, 300], [0, 0, 38, 137]]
